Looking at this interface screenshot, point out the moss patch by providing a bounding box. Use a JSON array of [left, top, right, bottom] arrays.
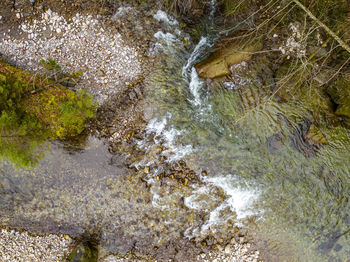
[[0, 58, 97, 168]]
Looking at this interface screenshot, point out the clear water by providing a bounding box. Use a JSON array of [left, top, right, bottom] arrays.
[[143, 8, 350, 262]]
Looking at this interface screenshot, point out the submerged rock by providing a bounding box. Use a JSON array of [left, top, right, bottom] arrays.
[[291, 121, 328, 157], [266, 132, 285, 153], [304, 124, 328, 148], [195, 35, 263, 79], [67, 241, 98, 262]]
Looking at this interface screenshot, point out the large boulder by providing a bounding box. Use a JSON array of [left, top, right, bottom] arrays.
[[195, 35, 263, 79]]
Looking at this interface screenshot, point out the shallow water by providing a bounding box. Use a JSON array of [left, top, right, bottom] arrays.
[[141, 9, 350, 262]]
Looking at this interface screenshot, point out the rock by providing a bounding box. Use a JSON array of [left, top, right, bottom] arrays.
[[230, 237, 236, 245], [144, 166, 150, 173], [304, 124, 328, 147], [224, 244, 232, 254], [195, 35, 263, 79], [183, 177, 189, 186], [327, 74, 350, 120]]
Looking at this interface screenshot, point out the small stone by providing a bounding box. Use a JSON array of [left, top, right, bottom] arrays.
[[16, 13, 21, 19], [183, 177, 189, 186], [97, 69, 104, 77], [144, 166, 150, 173], [56, 28, 61, 34], [224, 244, 231, 254], [215, 244, 223, 251]]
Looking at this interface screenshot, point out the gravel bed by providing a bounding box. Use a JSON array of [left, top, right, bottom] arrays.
[[0, 228, 73, 262], [197, 241, 261, 262], [0, 8, 142, 103]]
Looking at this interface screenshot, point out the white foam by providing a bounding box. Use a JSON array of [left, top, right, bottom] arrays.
[[184, 186, 211, 210], [113, 7, 133, 18], [154, 31, 180, 47], [153, 10, 178, 26], [145, 116, 194, 162], [146, 117, 167, 140], [184, 174, 260, 238], [182, 36, 210, 75], [205, 175, 260, 219], [150, 186, 168, 210], [188, 67, 204, 106], [209, 0, 217, 18]]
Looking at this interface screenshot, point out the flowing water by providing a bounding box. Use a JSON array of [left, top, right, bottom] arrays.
[[0, 4, 350, 262], [142, 6, 350, 262]]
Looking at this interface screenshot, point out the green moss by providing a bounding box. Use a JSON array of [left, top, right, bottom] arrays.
[[23, 87, 96, 138], [0, 58, 97, 168]]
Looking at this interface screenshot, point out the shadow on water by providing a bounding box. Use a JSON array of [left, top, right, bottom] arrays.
[[0, 134, 218, 260]]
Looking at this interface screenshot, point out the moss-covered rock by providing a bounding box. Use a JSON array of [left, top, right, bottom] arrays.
[[0, 58, 97, 168], [23, 88, 95, 138], [327, 74, 350, 120], [67, 242, 98, 262]]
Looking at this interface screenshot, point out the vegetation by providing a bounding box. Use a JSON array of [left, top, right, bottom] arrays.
[[0, 58, 97, 168], [213, 0, 350, 128]]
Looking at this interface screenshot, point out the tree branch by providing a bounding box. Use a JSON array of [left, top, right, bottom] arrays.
[[292, 0, 350, 54]]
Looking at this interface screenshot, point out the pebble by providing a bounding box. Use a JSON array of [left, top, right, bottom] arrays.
[[0, 228, 72, 262], [0, 9, 142, 104]]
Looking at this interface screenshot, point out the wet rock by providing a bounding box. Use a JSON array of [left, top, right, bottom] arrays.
[[304, 124, 328, 148], [183, 177, 189, 186], [67, 241, 98, 262], [195, 34, 263, 79], [172, 0, 208, 20], [291, 121, 327, 157]]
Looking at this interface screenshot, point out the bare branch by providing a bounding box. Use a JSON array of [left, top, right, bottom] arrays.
[[292, 0, 350, 54]]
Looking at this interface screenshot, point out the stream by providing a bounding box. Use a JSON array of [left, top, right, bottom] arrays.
[[0, 3, 350, 262]]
